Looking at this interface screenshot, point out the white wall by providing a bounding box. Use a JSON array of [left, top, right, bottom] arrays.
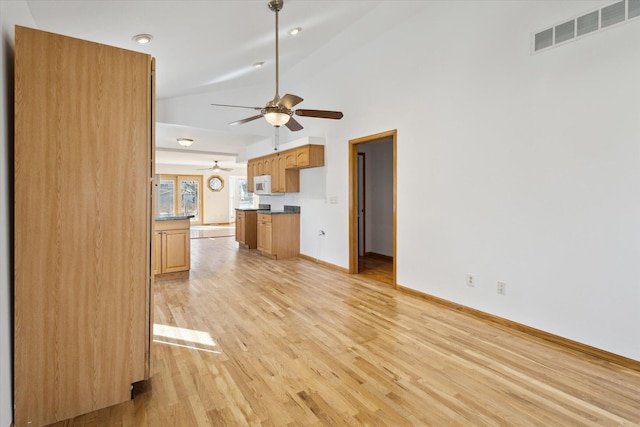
[[1, 3, 36, 425], [155, 164, 247, 224], [279, 1, 640, 360]]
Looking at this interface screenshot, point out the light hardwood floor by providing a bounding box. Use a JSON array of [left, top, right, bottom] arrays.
[[358, 254, 393, 286], [51, 237, 640, 426]]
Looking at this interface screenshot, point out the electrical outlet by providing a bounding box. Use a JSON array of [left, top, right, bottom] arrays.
[[497, 281, 506, 295], [466, 274, 475, 287]]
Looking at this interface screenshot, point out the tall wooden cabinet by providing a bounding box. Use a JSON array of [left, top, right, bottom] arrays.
[[14, 26, 155, 426]]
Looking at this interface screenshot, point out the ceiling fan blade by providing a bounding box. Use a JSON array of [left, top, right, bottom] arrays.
[[229, 114, 263, 126], [295, 109, 344, 120], [211, 103, 261, 110], [285, 117, 304, 132], [278, 94, 304, 109]]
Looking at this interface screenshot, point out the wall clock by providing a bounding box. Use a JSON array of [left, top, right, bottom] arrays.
[[207, 175, 224, 192]]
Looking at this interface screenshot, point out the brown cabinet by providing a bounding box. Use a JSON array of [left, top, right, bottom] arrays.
[[247, 145, 323, 194], [257, 213, 300, 259], [267, 156, 279, 193], [295, 144, 325, 168], [154, 219, 191, 278], [236, 209, 257, 249], [14, 26, 154, 426], [247, 159, 256, 190]]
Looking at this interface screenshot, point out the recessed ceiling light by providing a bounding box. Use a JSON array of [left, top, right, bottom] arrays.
[[253, 61, 265, 68], [177, 138, 194, 147], [288, 27, 302, 36], [132, 34, 153, 44]]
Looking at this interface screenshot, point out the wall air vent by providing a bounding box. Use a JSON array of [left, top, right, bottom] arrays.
[[532, 0, 640, 53]]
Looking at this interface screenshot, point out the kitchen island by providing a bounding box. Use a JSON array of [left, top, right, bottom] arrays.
[[154, 215, 193, 280]]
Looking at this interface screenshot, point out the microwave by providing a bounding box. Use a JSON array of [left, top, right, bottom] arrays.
[[253, 175, 282, 196]]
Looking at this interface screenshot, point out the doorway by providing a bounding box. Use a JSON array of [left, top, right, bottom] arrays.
[[349, 130, 397, 286]]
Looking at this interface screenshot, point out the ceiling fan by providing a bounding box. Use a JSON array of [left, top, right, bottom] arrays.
[[197, 160, 234, 172], [211, 0, 343, 132]]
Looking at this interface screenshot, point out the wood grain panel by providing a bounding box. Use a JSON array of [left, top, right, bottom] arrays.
[[14, 26, 152, 426], [48, 237, 640, 426]]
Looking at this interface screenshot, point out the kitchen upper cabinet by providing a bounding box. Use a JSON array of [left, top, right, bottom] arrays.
[[247, 159, 256, 190], [247, 145, 323, 194], [263, 156, 273, 177], [268, 156, 279, 192], [282, 144, 324, 169], [276, 154, 299, 193], [256, 213, 300, 259], [14, 26, 154, 426], [295, 145, 325, 168], [285, 151, 298, 169]]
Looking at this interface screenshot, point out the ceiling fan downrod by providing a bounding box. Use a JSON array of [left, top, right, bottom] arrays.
[[268, 0, 284, 103]]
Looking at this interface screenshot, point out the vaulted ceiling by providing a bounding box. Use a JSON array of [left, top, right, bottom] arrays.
[[25, 0, 425, 169]]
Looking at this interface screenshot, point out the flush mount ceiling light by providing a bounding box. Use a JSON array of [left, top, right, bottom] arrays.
[[288, 27, 302, 36], [253, 61, 265, 68], [132, 34, 153, 44], [176, 138, 194, 147]]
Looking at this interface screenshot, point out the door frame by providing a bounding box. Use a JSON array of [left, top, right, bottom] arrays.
[[348, 129, 397, 286], [357, 153, 366, 257]]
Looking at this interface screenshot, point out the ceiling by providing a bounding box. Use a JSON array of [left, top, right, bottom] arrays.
[[24, 0, 412, 170]]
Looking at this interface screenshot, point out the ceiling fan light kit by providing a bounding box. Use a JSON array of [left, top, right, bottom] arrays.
[[177, 138, 194, 147], [264, 111, 291, 127], [197, 160, 234, 172], [210, 0, 343, 131]]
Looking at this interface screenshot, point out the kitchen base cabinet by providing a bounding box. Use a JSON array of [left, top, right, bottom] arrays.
[[155, 218, 191, 280], [236, 209, 258, 249], [257, 213, 300, 259]]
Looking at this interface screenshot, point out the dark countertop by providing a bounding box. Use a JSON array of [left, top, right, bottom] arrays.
[[155, 214, 195, 221], [258, 205, 301, 215], [257, 210, 300, 215], [236, 208, 259, 211]]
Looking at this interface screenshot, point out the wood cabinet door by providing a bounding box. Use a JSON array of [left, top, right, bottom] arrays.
[[269, 156, 279, 192], [257, 219, 273, 254], [162, 229, 190, 273], [14, 26, 153, 426], [262, 157, 272, 176], [296, 146, 310, 167], [285, 151, 297, 169], [277, 155, 287, 192], [236, 213, 246, 243], [296, 145, 324, 168], [257, 221, 265, 252], [247, 160, 256, 190], [262, 222, 273, 254]]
